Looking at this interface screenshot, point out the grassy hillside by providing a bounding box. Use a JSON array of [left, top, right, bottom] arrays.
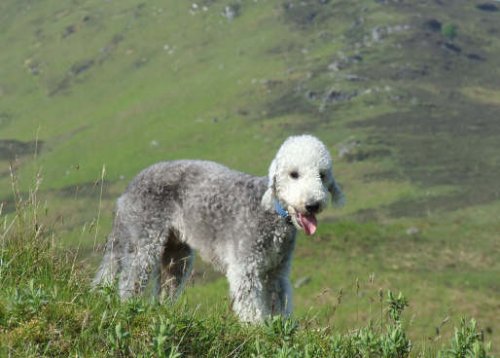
[[0, 188, 493, 356], [1, 0, 499, 354]]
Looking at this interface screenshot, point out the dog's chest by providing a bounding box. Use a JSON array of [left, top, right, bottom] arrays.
[[254, 219, 296, 272]]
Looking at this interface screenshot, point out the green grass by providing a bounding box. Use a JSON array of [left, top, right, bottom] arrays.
[[0, 186, 493, 357]]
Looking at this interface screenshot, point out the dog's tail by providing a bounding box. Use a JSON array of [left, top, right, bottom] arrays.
[[92, 235, 120, 287]]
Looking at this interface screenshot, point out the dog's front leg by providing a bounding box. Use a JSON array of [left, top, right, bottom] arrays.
[[226, 266, 270, 323], [265, 274, 293, 317]]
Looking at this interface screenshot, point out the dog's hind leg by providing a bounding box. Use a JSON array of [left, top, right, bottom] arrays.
[[155, 231, 194, 301], [93, 233, 120, 287], [93, 211, 129, 287], [118, 235, 164, 299]]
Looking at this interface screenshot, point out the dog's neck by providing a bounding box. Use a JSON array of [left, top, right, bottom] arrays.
[[261, 187, 275, 211], [274, 199, 289, 218], [261, 188, 296, 240], [261, 188, 291, 220]]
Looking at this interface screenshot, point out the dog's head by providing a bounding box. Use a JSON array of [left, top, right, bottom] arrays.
[[264, 135, 344, 235]]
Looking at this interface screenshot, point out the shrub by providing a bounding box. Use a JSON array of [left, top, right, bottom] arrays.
[[442, 23, 458, 40]]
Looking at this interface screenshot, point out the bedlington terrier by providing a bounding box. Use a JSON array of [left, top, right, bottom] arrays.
[[93, 134, 344, 322]]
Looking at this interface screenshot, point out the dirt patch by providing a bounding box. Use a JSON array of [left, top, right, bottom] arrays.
[[0, 180, 112, 216], [70, 59, 95, 76], [49, 77, 72, 96], [0, 139, 43, 160], [341, 148, 391, 163], [476, 3, 498, 12], [56, 181, 113, 199], [0, 112, 13, 129], [263, 80, 359, 122], [49, 58, 96, 96], [281, 0, 336, 29], [264, 86, 319, 119]]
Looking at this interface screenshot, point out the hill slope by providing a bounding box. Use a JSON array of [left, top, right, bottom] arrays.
[[1, 0, 499, 353]]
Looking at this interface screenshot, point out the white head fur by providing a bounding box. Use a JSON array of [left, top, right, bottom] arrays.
[[263, 134, 344, 234]]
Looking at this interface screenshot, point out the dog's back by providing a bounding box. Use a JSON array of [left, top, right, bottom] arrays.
[[121, 160, 285, 270]]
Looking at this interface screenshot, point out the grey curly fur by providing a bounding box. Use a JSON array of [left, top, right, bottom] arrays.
[[93, 135, 343, 322]]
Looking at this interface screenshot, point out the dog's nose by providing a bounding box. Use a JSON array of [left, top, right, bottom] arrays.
[[305, 202, 321, 214]]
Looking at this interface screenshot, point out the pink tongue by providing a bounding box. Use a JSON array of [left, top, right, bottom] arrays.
[[298, 213, 317, 236]]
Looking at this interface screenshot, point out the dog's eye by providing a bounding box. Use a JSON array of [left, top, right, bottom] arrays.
[[289, 171, 299, 179], [320, 172, 326, 181]]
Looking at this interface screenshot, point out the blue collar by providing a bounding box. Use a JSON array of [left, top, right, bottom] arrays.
[[274, 199, 289, 218]]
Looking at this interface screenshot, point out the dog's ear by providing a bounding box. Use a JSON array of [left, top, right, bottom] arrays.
[[267, 159, 277, 189], [261, 159, 277, 209], [327, 174, 345, 207]]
